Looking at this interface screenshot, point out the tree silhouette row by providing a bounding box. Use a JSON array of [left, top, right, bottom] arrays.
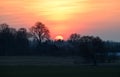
[[0, 22, 120, 65]]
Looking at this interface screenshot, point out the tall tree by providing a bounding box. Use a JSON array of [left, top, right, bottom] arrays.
[[92, 37, 106, 63], [0, 23, 16, 55], [30, 22, 50, 43], [15, 28, 29, 55], [68, 33, 81, 56], [79, 36, 105, 65]]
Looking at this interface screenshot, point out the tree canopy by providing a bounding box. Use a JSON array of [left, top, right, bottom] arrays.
[[30, 22, 50, 43]]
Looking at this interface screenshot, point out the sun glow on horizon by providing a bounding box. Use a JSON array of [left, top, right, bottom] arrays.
[[0, 0, 120, 41], [55, 35, 64, 40]]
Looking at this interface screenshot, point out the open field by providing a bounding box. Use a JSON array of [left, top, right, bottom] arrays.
[[0, 65, 120, 77], [0, 56, 84, 65], [0, 56, 120, 77], [0, 56, 120, 65]]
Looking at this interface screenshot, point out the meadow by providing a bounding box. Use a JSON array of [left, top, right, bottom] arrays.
[[0, 56, 120, 77], [0, 65, 120, 77]]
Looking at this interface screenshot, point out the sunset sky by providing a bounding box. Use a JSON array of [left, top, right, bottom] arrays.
[[0, 0, 120, 41]]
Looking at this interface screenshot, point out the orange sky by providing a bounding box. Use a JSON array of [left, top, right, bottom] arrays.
[[0, 0, 120, 41]]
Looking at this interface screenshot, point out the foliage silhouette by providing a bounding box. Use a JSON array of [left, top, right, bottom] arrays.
[[0, 22, 119, 65], [15, 28, 29, 55], [30, 22, 50, 44]]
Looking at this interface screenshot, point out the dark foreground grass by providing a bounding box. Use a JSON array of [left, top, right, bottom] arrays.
[[0, 65, 120, 77]]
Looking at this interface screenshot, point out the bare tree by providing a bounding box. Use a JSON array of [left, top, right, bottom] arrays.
[[30, 22, 50, 43]]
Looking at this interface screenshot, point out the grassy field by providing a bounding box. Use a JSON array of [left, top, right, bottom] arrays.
[[0, 56, 120, 77], [0, 65, 120, 77], [0, 56, 84, 65]]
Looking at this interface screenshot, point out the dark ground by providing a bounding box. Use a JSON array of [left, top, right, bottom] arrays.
[[0, 65, 120, 77], [0, 56, 120, 77]]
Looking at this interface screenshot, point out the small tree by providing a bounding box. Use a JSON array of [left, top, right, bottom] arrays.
[[68, 33, 81, 43]]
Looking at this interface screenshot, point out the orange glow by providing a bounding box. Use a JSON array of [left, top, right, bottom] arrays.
[[55, 35, 64, 40], [0, 0, 120, 41], [27, 0, 88, 21]]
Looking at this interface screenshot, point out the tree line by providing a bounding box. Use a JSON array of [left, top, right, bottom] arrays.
[[0, 22, 120, 65]]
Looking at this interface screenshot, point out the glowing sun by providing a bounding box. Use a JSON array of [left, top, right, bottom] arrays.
[[55, 35, 64, 40]]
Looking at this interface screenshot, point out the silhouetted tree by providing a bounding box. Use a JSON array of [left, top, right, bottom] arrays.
[[79, 36, 94, 63], [92, 37, 106, 63], [0, 22, 119, 66], [68, 33, 81, 56], [79, 36, 105, 65], [30, 22, 50, 44], [68, 33, 81, 43], [15, 28, 29, 55], [0, 23, 16, 55]]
